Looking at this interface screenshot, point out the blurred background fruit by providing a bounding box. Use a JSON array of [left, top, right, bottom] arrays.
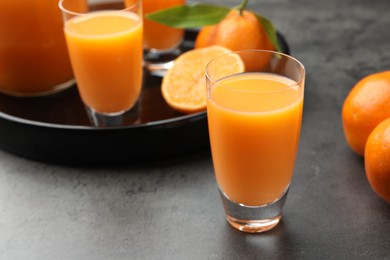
[[364, 117, 390, 204], [342, 71, 390, 156]]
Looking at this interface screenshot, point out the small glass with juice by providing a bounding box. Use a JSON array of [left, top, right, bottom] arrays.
[[59, 0, 143, 127], [206, 50, 305, 233], [126, 0, 186, 75]]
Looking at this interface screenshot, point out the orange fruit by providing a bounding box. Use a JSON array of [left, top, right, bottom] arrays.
[[161, 45, 244, 114], [194, 25, 217, 49], [364, 117, 390, 204], [342, 71, 390, 156], [194, 9, 274, 72]]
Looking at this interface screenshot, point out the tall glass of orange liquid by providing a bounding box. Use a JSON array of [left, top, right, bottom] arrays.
[[131, 0, 185, 75], [59, 0, 143, 127], [0, 0, 81, 96], [206, 50, 305, 233]]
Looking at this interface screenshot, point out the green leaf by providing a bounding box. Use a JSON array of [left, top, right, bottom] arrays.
[[146, 3, 282, 52], [145, 3, 231, 29], [256, 14, 282, 52]]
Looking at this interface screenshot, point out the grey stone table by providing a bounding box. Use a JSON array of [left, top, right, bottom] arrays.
[[1, 0, 390, 259]]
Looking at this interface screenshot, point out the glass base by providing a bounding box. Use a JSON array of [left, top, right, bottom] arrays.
[[143, 42, 183, 77], [219, 188, 289, 233], [144, 60, 175, 77], [86, 101, 140, 127]]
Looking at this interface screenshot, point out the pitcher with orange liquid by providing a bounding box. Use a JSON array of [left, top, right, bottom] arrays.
[[0, 0, 86, 96], [206, 50, 305, 233]]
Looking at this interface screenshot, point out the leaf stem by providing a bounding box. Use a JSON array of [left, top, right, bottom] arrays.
[[236, 0, 249, 15]]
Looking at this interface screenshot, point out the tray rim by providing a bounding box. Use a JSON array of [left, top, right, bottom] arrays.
[[0, 108, 206, 131]]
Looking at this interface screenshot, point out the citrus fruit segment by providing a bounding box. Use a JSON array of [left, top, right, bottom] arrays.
[[161, 45, 244, 114]]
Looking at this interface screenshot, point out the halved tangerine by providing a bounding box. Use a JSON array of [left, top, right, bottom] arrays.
[[161, 45, 244, 114]]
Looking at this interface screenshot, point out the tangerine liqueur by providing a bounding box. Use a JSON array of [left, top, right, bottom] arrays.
[[207, 72, 303, 206]]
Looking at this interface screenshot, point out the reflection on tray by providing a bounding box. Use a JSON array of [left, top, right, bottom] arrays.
[[0, 71, 185, 126]]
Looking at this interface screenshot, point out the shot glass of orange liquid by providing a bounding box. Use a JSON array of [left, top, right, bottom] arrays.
[[59, 0, 143, 127], [134, 0, 185, 75], [206, 50, 305, 233]]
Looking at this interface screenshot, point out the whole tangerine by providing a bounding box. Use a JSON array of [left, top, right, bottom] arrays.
[[194, 9, 274, 72], [364, 117, 390, 204], [342, 71, 390, 156], [195, 25, 217, 49]]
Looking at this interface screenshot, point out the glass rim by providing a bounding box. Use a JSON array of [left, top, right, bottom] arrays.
[[205, 49, 306, 93], [58, 0, 141, 17]]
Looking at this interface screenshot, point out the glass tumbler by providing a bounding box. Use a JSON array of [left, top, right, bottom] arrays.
[[59, 0, 143, 127], [135, 0, 186, 75], [206, 50, 305, 233]]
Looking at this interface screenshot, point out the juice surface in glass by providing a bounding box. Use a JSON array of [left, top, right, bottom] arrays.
[[141, 0, 185, 50], [207, 72, 303, 206], [64, 11, 143, 114], [0, 0, 79, 96]]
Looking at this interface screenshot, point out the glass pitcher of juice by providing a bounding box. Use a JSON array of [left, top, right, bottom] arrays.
[[0, 0, 86, 97]]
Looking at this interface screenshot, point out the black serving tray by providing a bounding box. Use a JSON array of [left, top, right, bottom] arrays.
[[0, 30, 289, 166]]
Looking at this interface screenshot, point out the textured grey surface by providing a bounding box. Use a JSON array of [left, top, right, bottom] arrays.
[[1, 0, 390, 259]]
